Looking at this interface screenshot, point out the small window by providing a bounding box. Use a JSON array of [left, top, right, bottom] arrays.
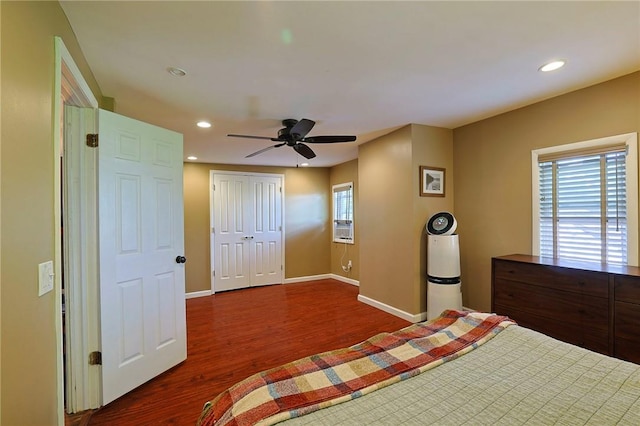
[[333, 182, 354, 244], [532, 133, 638, 266]]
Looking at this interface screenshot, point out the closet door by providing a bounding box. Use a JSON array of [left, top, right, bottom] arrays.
[[212, 174, 251, 292], [212, 173, 283, 292], [250, 176, 283, 286]]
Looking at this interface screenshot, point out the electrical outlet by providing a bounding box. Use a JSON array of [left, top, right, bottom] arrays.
[[38, 261, 54, 296], [347, 260, 352, 269]]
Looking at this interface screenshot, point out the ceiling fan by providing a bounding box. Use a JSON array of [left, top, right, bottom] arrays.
[[228, 118, 357, 160]]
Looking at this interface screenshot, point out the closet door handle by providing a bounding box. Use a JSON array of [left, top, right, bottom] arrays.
[[175, 256, 187, 264], [241, 236, 254, 240]]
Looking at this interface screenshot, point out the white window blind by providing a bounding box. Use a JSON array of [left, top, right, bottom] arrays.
[[333, 182, 354, 243], [538, 147, 627, 264]]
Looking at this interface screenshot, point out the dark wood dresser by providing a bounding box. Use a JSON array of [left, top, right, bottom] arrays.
[[492, 254, 640, 363]]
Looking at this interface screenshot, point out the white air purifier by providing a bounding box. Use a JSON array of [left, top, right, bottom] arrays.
[[426, 212, 462, 320]]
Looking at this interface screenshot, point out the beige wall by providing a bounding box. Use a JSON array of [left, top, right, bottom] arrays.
[[359, 126, 414, 313], [329, 160, 359, 280], [183, 162, 332, 293], [1, 2, 103, 424], [359, 124, 454, 315], [454, 71, 640, 312], [411, 125, 455, 312]]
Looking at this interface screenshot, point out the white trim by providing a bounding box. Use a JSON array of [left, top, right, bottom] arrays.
[[187, 277, 437, 325], [284, 274, 333, 284], [56, 38, 98, 108], [532, 132, 639, 266], [627, 134, 639, 266], [330, 274, 359, 286], [283, 274, 359, 286], [332, 182, 355, 244], [186, 290, 212, 299], [186, 274, 358, 298], [54, 37, 100, 422], [62, 107, 100, 413], [357, 294, 426, 323]]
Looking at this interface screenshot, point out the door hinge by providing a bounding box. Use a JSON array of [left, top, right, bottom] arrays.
[[86, 134, 99, 147], [88, 351, 102, 365], [213, 270, 215, 277], [211, 227, 215, 234]]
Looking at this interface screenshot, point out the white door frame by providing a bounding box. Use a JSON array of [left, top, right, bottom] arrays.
[[54, 37, 100, 421], [209, 170, 285, 293]]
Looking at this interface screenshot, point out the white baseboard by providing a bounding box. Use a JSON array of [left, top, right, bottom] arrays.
[[284, 274, 332, 284], [284, 273, 359, 286], [329, 274, 359, 286], [185, 290, 212, 299], [187, 283, 464, 324], [187, 274, 358, 299], [357, 294, 427, 323]]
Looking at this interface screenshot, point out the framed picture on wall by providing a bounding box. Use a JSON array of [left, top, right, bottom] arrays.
[[420, 166, 445, 197]]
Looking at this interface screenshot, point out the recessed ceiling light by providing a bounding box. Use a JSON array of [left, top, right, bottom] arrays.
[[539, 60, 566, 72], [300, 162, 309, 167], [167, 67, 187, 77], [196, 121, 212, 128], [186, 156, 198, 161]]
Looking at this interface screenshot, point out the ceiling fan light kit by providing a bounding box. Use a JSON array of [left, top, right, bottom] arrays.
[[228, 118, 357, 160]]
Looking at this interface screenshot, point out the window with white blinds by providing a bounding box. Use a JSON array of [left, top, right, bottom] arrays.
[[532, 133, 639, 266], [333, 182, 354, 243]]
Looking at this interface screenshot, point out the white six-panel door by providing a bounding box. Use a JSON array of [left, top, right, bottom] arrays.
[[98, 109, 186, 404], [251, 176, 283, 287], [212, 174, 252, 291], [211, 172, 283, 292]]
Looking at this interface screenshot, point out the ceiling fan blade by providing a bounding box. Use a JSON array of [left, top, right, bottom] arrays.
[[293, 143, 316, 159], [245, 143, 285, 158], [228, 134, 282, 141], [302, 135, 357, 144], [289, 119, 315, 140]]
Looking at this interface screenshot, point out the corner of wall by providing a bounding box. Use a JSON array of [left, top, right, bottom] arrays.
[[329, 159, 359, 281], [101, 96, 115, 111]]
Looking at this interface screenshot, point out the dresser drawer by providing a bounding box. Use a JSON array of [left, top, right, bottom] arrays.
[[494, 304, 609, 355], [493, 278, 609, 332], [615, 337, 640, 364], [615, 301, 640, 340], [614, 275, 640, 304], [493, 260, 608, 298]]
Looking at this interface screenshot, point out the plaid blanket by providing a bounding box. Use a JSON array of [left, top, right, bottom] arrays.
[[197, 310, 515, 426]]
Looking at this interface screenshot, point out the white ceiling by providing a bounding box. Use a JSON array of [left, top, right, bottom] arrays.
[[60, 1, 640, 167]]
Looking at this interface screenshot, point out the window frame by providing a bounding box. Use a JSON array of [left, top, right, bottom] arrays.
[[531, 132, 639, 266], [332, 182, 355, 244]]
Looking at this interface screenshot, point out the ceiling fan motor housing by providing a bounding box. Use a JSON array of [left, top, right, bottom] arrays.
[[279, 119, 300, 144], [282, 118, 298, 128], [278, 127, 295, 144]]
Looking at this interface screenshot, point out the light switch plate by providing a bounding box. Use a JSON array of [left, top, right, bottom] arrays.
[[38, 261, 54, 296]]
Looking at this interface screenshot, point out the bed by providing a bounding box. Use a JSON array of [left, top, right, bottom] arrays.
[[197, 310, 640, 425]]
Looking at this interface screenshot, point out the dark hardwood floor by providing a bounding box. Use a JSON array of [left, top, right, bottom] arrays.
[[85, 279, 411, 425]]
